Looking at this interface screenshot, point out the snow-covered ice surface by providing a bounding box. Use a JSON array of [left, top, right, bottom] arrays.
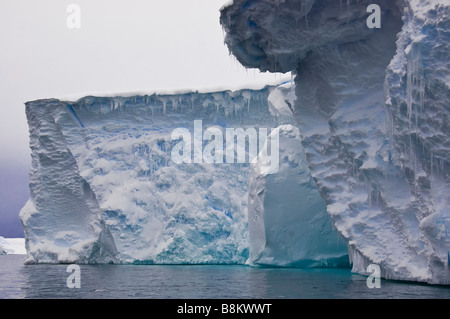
[[221, 0, 450, 284], [0, 237, 26, 255]]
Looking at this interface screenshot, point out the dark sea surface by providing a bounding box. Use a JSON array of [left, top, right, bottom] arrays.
[[1, 255, 449, 299]]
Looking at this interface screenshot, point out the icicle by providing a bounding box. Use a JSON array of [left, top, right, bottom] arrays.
[[290, 72, 295, 99], [406, 47, 423, 133], [414, 153, 417, 197], [431, 151, 434, 179], [375, 186, 379, 206], [420, 78, 425, 116], [406, 53, 413, 129], [391, 111, 394, 140], [409, 128, 413, 167], [304, 12, 309, 31]]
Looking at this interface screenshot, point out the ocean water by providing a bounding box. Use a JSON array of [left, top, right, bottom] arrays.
[[0, 255, 449, 299]]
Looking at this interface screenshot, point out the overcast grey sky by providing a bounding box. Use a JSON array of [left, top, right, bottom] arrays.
[[0, 0, 288, 237]]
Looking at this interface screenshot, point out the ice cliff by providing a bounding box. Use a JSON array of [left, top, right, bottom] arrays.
[[221, 0, 449, 284], [22, 84, 348, 266]]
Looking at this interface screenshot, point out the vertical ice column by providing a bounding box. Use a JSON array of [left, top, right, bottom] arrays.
[[20, 99, 117, 264], [248, 125, 348, 267]]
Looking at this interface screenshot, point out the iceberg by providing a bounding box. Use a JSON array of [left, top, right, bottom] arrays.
[[19, 0, 449, 286], [221, 0, 450, 284], [0, 238, 6, 255], [21, 81, 351, 267], [0, 237, 26, 255]]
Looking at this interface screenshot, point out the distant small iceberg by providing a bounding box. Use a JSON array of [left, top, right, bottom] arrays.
[[0, 236, 26, 255]]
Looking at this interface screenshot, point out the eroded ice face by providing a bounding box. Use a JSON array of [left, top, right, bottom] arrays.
[[221, 0, 450, 284], [21, 87, 281, 264]]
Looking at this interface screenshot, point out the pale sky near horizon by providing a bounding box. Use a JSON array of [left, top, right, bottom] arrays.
[[0, 0, 288, 237]]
